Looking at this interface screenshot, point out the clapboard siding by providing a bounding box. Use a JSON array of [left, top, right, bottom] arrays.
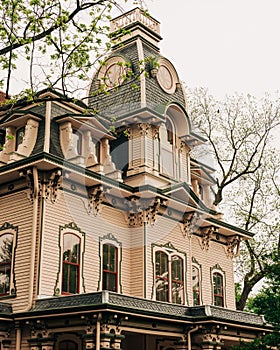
[[0, 191, 34, 312], [192, 236, 235, 309], [39, 191, 139, 297]]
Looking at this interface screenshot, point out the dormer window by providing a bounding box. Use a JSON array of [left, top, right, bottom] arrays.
[[16, 126, 25, 149], [0, 113, 40, 164], [72, 130, 82, 156]]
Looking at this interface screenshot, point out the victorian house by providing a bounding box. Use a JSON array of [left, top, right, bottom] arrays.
[[0, 8, 271, 350]]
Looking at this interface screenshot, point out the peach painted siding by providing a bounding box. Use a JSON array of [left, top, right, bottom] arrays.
[[0, 191, 34, 312]]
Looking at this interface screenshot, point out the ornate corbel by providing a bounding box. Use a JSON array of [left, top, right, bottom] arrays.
[[181, 211, 195, 238], [226, 235, 241, 258], [126, 197, 162, 227], [42, 170, 62, 203], [87, 185, 106, 216], [199, 226, 215, 251], [19, 168, 37, 203]]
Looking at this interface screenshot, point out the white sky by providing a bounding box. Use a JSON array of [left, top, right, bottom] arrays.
[[141, 0, 280, 99]]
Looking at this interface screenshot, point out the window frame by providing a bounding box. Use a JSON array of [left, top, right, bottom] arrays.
[[211, 264, 226, 307], [153, 244, 186, 305], [102, 243, 118, 292], [72, 129, 83, 156], [99, 233, 122, 293], [0, 222, 17, 297], [62, 232, 81, 295], [192, 265, 201, 306], [15, 126, 26, 150], [55, 223, 85, 296]]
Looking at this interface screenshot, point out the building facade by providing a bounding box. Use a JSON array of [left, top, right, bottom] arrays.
[[0, 8, 271, 350]]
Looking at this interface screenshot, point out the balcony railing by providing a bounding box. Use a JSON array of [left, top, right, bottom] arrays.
[[110, 8, 160, 35]]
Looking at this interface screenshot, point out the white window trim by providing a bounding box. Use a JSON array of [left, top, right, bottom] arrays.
[[152, 243, 187, 304], [211, 263, 226, 307], [99, 233, 122, 293], [192, 257, 202, 306], [54, 222, 85, 295], [0, 222, 17, 297]]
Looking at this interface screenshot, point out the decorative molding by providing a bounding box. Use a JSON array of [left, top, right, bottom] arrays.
[[125, 197, 161, 227], [181, 211, 195, 238], [54, 222, 86, 296], [87, 185, 105, 216], [225, 235, 241, 258], [199, 226, 215, 251], [138, 123, 151, 136], [99, 233, 122, 293], [20, 168, 62, 203], [152, 125, 160, 140], [19, 168, 36, 202], [0, 222, 17, 231], [40, 169, 62, 203]]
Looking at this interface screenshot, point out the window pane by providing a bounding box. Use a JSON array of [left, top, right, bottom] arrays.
[[62, 263, 79, 294], [102, 244, 117, 292], [171, 256, 183, 280], [192, 266, 200, 306], [0, 234, 13, 294], [103, 271, 117, 292], [62, 234, 80, 294], [213, 272, 224, 306], [103, 244, 116, 272], [171, 256, 184, 304], [63, 234, 80, 263], [72, 131, 82, 155], [16, 127, 25, 149], [155, 251, 169, 302], [172, 281, 183, 304], [156, 278, 168, 302], [156, 251, 168, 276]]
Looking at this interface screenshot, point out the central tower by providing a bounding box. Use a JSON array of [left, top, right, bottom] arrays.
[[88, 8, 202, 188]]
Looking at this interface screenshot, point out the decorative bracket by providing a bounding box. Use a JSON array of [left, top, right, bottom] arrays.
[[126, 197, 162, 227], [87, 185, 106, 216], [225, 235, 241, 258], [181, 211, 195, 238], [41, 169, 62, 203], [199, 226, 216, 251]]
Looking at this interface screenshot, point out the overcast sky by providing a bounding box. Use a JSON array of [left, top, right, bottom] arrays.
[[140, 0, 280, 99]]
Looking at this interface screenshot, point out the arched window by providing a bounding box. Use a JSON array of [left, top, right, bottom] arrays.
[[166, 118, 174, 145], [213, 272, 224, 306], [171, 255, 184, 304], [59, 340, 78, 350], [155, 251, 169, 302], [155, 249, 185, 304], [0, 233, 13, 295], [102, 244, 118, 292], [159, 117, 176, 178], [62, 233, 80, 294], [192, 265, 200, 306]]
